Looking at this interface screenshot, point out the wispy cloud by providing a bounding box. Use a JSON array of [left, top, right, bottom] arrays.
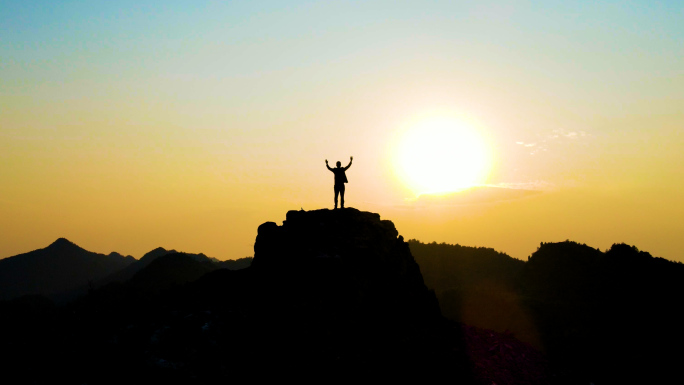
[[550, 129, 588, 139], [516, 128, 591, 155], [484, 181, 556, 191], [388, 184, 550, 209]]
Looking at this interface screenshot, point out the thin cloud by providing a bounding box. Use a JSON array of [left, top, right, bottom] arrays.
[[397, 184, 547, 207], [517, 128, 591, 155], [485, 181, 555, 191]]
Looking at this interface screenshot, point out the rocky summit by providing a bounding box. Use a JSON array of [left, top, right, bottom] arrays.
[[251, 208, 440, 319], [238, 208, 458, 378]]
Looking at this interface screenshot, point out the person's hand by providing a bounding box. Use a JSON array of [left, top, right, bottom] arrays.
[[325, 159, 328, 164], [350, 156, 353, 161]]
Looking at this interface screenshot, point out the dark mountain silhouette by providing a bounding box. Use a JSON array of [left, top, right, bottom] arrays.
[[97, 247, 252, 289], [0, 239, 254, 306], [232, 208, 459, 378], [408, 240, 539, 346], [214, 256, 252, 270], [127, 252, 225, 293], [410, 239, 684, 384], [96, 247, 179, 286], [3, 216, 680, 383], [409, 240, 524, 291], [0, 238, 135, 302], [519, 241, 684, 384], [0, 208, 555, 384]]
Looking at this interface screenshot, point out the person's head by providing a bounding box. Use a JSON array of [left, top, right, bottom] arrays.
[[336, 161, 341, 167]]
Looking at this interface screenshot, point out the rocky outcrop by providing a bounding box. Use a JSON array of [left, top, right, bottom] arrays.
[[214, 208, 454, 379], [251, 208, 439, 320]]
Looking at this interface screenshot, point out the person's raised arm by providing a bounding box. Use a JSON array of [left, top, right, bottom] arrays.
[[325, 159, 333, 171], [344, 156, 353, 170]]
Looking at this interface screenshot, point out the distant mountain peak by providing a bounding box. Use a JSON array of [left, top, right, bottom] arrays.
[[50, 237, 73, 245], [140, 247, 177, 262], [47, 238, 84, 251], [1, 238, 136, 302]]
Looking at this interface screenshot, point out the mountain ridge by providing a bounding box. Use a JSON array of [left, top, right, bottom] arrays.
[[0, 238, 136, 302], [2, 212, 683, 383], [0, 238, 251, 303], [0, 208, 480, 382], [412, 238, 684, 383]]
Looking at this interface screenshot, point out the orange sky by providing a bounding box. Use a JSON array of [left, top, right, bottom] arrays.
[[2, 1, 683, 262]]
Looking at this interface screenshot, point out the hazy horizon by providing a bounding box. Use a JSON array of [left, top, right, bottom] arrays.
[[2, 1, 682, 262]]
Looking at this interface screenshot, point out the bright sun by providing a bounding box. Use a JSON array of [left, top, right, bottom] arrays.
[[395, 117, 491, 195]]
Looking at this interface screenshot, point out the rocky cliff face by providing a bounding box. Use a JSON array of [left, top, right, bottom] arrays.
[[251, 208, 439, 320], [238, 208, 451, 378], [254, 208, 407, 267]]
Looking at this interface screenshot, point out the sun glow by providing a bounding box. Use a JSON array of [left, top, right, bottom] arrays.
[[395, 117, 492, 195]]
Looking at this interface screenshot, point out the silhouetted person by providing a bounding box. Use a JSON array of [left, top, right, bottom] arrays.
[[326, 156, 352, 209]]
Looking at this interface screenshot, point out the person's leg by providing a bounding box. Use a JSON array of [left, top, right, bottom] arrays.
[[334, 185, 340, 208], [340, 185, 345, 208]]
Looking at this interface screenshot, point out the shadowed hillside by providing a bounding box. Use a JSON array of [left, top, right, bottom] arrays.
[[0, 209, 554, 384], [0, 240, 253, 304], [409, 240, 524, 291], [409, 240, 540, 346], [98, 247, 253, 292], [97, 246, 179, 286], [520, 241, 684, 384], [0, 238, 135, 302], [411, 239, 684, 384], [3, 215, 680, 383]]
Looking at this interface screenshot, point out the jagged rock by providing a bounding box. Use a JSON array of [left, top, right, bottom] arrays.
[[250, 208, 440, 320], [232, 208, 454, 379]]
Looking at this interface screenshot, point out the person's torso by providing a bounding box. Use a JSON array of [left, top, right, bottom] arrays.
[[333, 168, 347, 185]]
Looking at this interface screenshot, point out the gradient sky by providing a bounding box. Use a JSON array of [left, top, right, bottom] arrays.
[[2, 0, 683, 262]]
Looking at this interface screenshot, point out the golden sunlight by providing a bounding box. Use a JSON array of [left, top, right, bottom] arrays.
[[395, 117, 491, 195]]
